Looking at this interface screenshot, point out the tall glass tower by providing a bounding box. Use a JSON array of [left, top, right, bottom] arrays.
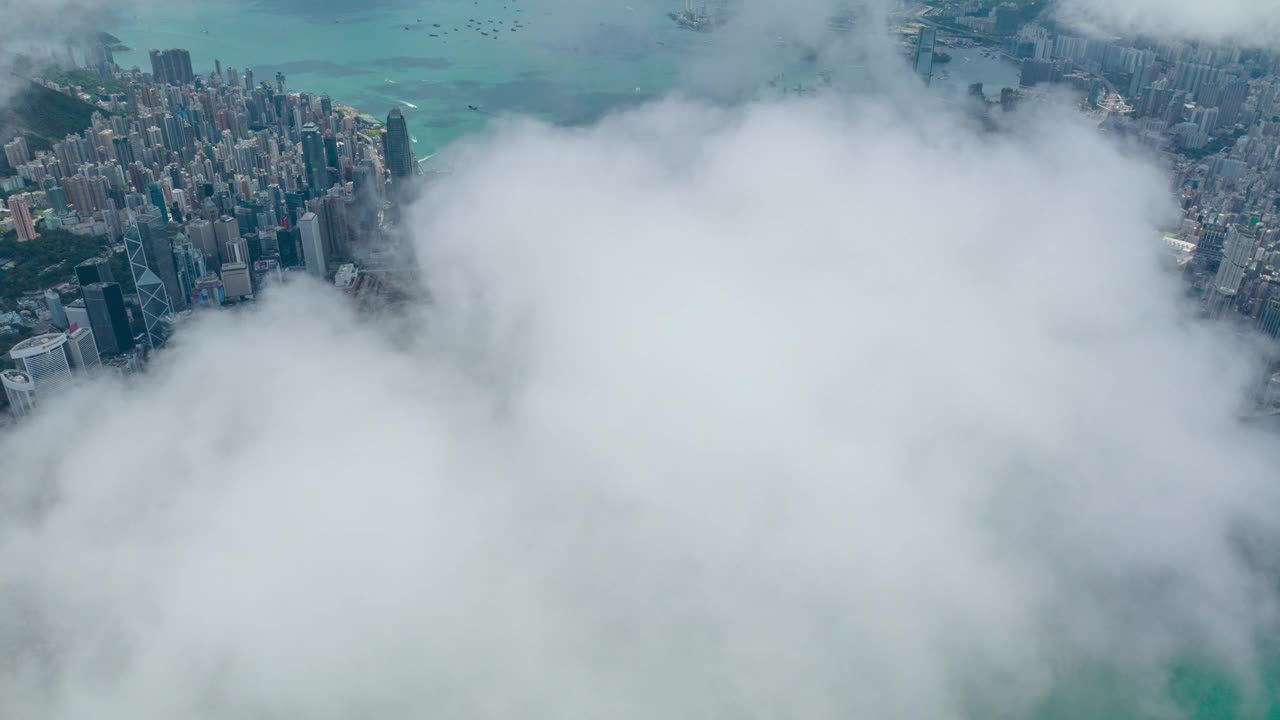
[[914, 27, 937, 86], [383, 108, 413, 184], [125, 212, 174, 349], [301, 123, 328, 195]]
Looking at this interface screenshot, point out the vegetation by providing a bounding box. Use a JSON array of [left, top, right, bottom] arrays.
[[108, 249, 135, 295], [43, 65, 125, 95], [0, 229, 111, 299], [0, 183, 38, 204], [98, 31, 130, 52], [0, 81, 102, 149]]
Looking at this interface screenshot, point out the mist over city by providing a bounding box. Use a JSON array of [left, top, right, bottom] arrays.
[[3, 1, 1280, 719]]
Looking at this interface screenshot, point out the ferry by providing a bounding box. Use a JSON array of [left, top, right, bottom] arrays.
[[669, 10, 714, 31], [668, 0, 727, 31]]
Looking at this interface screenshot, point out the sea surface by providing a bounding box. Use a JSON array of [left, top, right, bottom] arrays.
[[113, 0, 1018, 157]]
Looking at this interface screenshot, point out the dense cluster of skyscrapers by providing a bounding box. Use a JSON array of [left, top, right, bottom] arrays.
[[0, 43, 418, 416]]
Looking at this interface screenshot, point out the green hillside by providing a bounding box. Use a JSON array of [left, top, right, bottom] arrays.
[[0, 80, 102, 152]]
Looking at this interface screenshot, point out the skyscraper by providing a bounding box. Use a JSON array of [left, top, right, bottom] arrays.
[[65, 327, 101, 372], [220, 262, 253, 299], [2, 370, 36, 417], [354, 157, 384, 206], [82, 283, 135, 356], [3, 136, 29, 168], [276, 226, 301, 268], [7, 195, 37, 241], [1218, 79, 1251, 128], [1213, 224, 1255, 297], [212, 215, 241, 268], [383, 108, 413, 184], [47, 186, 67, 214], [65, 299, 90, 332], [112, 136, 135, 167], [1259, 291, 1280, 340], [83, 282, 134, 356], [137, 211, 186, 312], [147, 183, 170, 223], [914, 27, 937, 86], [75, 257, 113, 290], [1194, 222, 1227, 274], [317, 194, 352, 260], [124, 213, 174, 349], [148, 48, 194, 86], [9, 333, 74, 401], [188, 218, 219, 264], [299, 211, 326, 278], [225, 237, 249, 265], [301, 123, 328, 194], [44, 289, 68, 328]]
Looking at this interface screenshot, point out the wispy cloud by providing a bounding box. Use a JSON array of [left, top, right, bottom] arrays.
[[1055, 0, 1280, 45], [0, 0, 129, 105]]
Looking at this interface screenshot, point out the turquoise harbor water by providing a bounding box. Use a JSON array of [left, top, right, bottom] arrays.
[[115, 0, 691, 155], [112, 0, 1018, 157]]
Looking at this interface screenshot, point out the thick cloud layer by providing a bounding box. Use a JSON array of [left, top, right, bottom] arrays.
[[1055, 0, 1280, 46], [2, 92, 1278, 719]]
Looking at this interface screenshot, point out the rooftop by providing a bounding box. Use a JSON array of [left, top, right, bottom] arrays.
[[10, 332, 67, 355]]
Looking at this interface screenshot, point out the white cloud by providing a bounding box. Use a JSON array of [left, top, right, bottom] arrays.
[[1055, 0, 1280, 46], [2, 92, 1279, 720], [0, 0, 118, 74]]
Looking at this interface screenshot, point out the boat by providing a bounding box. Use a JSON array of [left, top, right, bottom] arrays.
[[668, 0, 728, 31], [668, 10, 713, 31]]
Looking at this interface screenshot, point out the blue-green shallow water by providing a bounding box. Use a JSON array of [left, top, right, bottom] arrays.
[[112, 0, 1019, 157], [114, 0, 692, 156], [111, 4, 1275, 717], [1028, 654, 1280, 720]]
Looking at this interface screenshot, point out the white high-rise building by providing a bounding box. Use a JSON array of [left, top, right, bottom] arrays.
[[1214, 224, 1256, 296], [1, 370, 36, 417], [65, 299, 91, 332], [220, 262, 253, 299], [65, 326, 101, 372], [299, 211, 326, 278], [188, 218, 218, 262], [44, 289, 68, 328], [9, 333, 74, 400]]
